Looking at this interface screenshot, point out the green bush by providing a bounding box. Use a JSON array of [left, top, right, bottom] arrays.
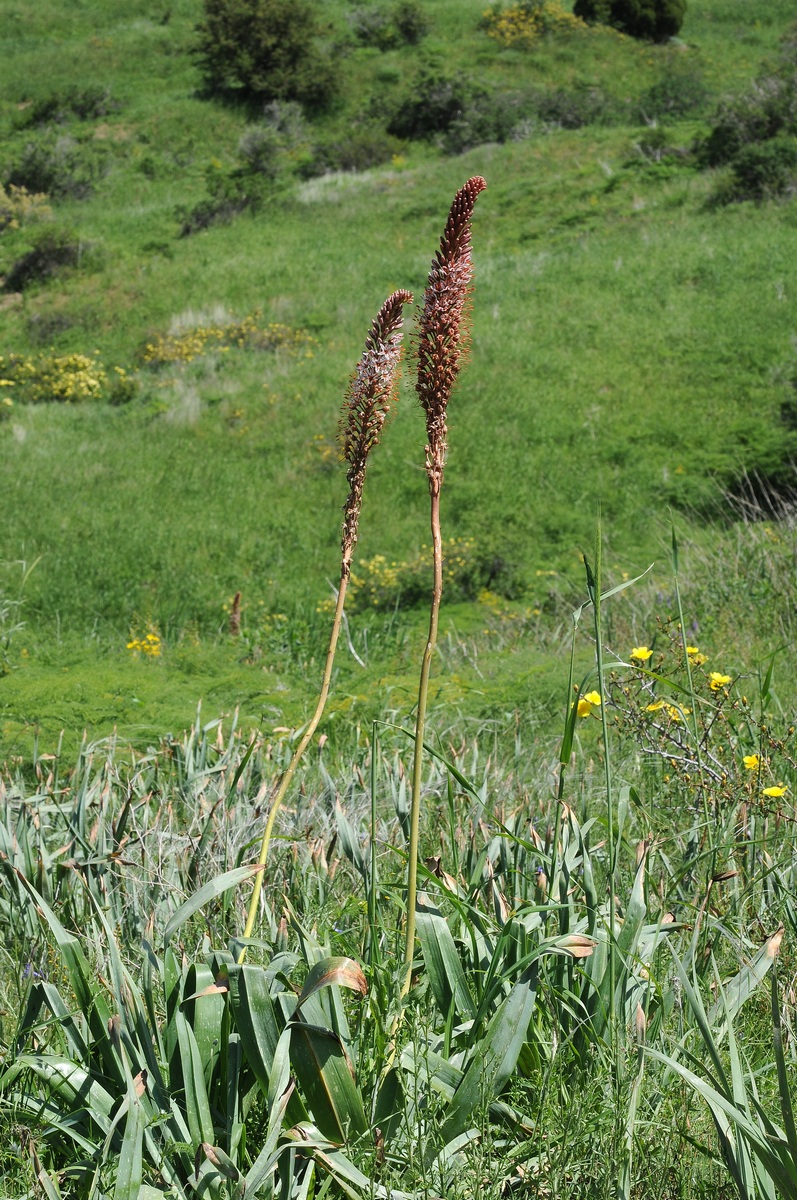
[[573, 0, 686, 42], [729, 134, 797, 201], [306, 126, 406, 174], [16, 85, 119, 128], [3, 225, 82, 291], [700, 76, 797, 168], [386, 68, 530, 150], [194, 0, 340, 110], [5, 134, 104, 200], [349, 1, 429, 51]]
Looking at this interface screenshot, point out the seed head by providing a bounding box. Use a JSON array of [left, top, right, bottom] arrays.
[[416, 176, 487, 493], [340, 289, 413, 570]]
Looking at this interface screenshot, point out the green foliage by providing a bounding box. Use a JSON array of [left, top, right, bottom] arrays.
[[574, 0, 686, 42], [3, 225, 85, 292], [700, 21, 797, 202], [349, 1, 430, 50], [15, 85, 119, 129], [194, 0, 340, 111], [5, 133, 104, 200]]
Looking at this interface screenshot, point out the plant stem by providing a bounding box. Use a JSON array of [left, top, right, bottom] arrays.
[[401, 486, 442, 996], [238, 570, 349, 962]]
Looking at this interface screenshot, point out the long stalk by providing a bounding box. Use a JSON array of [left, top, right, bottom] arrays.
[[238, 289, 412, 962], [239, 572, 349, 958], [401, 486, 442, 994], [400, 176, 486, 995]]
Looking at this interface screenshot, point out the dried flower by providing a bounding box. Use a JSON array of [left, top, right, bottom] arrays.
[[340, 289, 413, 572], [416, 176, 487, 493]]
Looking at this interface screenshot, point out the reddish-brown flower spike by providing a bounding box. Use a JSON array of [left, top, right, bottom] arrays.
[[340, 289, 413, 570], [416, 176, 487, 493]]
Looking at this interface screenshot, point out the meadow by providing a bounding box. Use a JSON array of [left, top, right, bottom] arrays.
[[2, 0, 797, 1195]]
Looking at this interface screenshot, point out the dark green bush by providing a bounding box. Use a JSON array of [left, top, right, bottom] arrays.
[[176, 168, 271, 236], [17, 86, 119, 128], [700, 77, 797, 167], [195, 0, 339, 110], [349, 1, 429, 51], [305, 127, 406, 174], [573, 0, 686, 42], [729, 135, 797, 201], [641, 59, 708, 119], [5, 135, 104, 200], [386, 68, 529, 151], [534, 85, 611, 129], [4, 226, 82, 291]]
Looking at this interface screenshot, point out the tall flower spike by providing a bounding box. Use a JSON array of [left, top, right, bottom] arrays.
[[416, 176, 487, 494], [340, 289, 413, 573]]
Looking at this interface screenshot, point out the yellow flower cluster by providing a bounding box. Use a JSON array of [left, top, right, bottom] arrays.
[[348, 537, 478, 612], [127, 627, 162, 657], [482, 0, 587, 47], [141, 313, 317, 367], [0, 183, 51, 234], [0, 352, 107, 404]]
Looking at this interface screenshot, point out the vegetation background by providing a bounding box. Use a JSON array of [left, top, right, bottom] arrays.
[[2, 3, 797, 1196]]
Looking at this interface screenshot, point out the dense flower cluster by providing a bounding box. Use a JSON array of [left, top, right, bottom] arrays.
[[141, 313, 317, 367], [482, 1, 587, 47], [0, 352, 107, 403], [0, 183, 51, 233], [348, 536, 479, 611], [126, 627, 162, 657]]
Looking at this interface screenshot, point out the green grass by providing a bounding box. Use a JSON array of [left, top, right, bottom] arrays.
[[1, 0, 797, 758]]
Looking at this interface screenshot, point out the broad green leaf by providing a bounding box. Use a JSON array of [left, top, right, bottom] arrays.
[[707, 927, 783, 1039], [296, 957, 367, 1010], [162, 865, 263, 948], [114, 1072, 145, 1200], [415, 897, 476, 1022], [431, 964, 537, 1159], [227, 964, 280, 1092], [175, 1009, 214, 1147], [290, 1019, 368, 1144]]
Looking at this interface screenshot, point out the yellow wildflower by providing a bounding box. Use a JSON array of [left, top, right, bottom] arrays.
[[686, 645, 707, 665], [763, 784, 788, 798], [709, 672, 731, 691], [577, 691, 602, 717], [645, 700, 666, 712], [631, 646, 653, 662], [743, 754, 760, 770]]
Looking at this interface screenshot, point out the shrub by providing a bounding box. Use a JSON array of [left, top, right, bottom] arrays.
[[176, 166, 271, 236], [5, 134, 103, 200], [16, 85, 119, 128], [0, 183, 50, 233], [534, 84, 611, 128], [386, 68, 528, 150], [700, 76, 797, 168], [729, 134, 797, 201], [481, 0, 587, 48], [3, 226, 82, 291], [640, 59, 708, 119], [573, 0, 686, 42], [194, 0, 340, 110], [0, 351, 107, 403], [349, 1, 429, 50], [306, 126, 407, 174]]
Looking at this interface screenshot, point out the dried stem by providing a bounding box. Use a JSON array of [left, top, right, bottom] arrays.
[[402, 178, 486, 994], [240, 290, 411, 960]]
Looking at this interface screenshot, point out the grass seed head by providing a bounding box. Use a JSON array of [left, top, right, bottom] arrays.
[[340, 289, 413, 569], [416, 175, 487, 493]]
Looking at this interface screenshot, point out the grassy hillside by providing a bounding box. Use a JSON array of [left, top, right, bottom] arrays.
[[1, 0, 797, 754]]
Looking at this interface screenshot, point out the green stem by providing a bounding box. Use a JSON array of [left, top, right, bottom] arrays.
[[401, 485, 442, 997], [238, 569, 349, 963], [589, 530, 617, 1041]]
